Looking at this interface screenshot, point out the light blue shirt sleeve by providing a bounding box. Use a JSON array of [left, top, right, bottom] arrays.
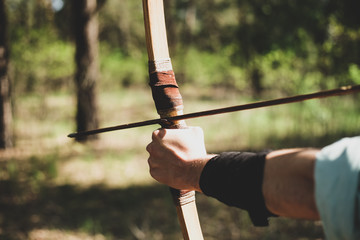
[[315, 137, 360, 240]]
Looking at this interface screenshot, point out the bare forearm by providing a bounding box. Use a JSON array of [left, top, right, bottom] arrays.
[[262, 149, 320, 220]]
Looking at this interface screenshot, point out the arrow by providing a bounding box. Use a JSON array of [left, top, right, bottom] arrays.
[[68, 84, 360, 138]]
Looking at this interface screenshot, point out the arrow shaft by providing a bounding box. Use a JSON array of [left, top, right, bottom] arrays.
[[169, 84, 360, 122], [68, 84, 360, 138]]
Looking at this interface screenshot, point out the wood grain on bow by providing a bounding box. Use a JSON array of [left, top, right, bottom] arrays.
[[142, 0, 204, 239]]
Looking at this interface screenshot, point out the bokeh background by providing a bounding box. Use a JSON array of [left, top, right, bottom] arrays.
[[0, 0, 359, 239]]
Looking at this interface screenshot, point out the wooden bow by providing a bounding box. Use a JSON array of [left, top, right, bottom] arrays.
[[142, 0, 204, 239]]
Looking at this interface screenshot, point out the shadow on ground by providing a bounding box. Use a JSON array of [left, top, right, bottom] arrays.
[[0, 181, 324, 240], [0, 182, 181, 239]]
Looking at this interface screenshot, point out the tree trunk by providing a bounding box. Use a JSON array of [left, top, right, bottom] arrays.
[[0, 0, 13, 148], [250, 66, 263, 98], [163, 0, 177, 53], [72, 0, 99, 142], [184, 0, 196, 45]]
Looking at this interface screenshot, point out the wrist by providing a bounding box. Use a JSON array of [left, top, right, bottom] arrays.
[[191, 154, 217, 192], [198, 151, 276, 226]]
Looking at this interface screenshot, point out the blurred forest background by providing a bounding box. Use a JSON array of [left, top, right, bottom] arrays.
[[0, 0, 359, 239]]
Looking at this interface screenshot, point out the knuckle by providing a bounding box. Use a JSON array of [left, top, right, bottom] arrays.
[[152, 129, 162, 140], [146, 143, 152, 153], [153, 128, 167, 140], [151, 131, 157, 140], [147, 156, 154, 167], [149, 168, 157, 179]]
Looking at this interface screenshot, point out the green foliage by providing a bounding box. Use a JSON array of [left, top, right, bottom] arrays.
[[99, 44, 147, 89], [98, 0, 145, 56], [11, 28, 75, 93], [2, 154, 58, 197], [258, 49, 324, 95], [175, 47, 246, 89], [5, 0, 360, 96], [349, 64, 360, 84]]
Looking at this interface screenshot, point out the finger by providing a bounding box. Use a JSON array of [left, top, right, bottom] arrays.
[[148, 164, 158, 179], [146, 142, 153, 153], [147, 154, 162, 168], [151, 128, 166, 140], [148, 162, 163, 182], [153, 128, 170, 141], [147, 156, 154, 167], [146, 142, 163, 159]]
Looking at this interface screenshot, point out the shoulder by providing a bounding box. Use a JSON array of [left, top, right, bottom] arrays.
[[315, 136, 360, 240], [316, 136, 360, 166]]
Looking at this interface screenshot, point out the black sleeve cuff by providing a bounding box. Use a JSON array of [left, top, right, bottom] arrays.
[[199, 151, 277, 226]]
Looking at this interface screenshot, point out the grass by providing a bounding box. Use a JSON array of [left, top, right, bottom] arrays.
[[1, 86, 359, 239]]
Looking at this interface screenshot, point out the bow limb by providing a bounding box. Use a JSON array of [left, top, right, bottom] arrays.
[[142, 1, 204, 239]]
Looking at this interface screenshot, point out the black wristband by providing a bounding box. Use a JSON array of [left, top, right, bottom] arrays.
[[199, 151, 276, 226]]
